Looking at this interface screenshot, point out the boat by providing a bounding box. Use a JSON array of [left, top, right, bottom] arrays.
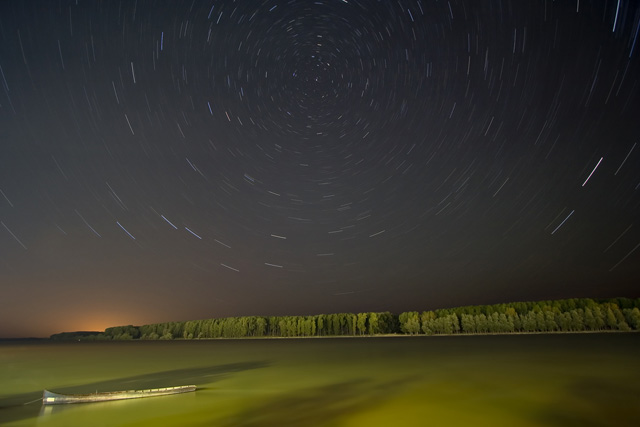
[[42, 385, 197, 405]]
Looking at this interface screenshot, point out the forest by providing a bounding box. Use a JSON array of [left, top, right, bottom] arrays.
[[50, 297, 640, 340]]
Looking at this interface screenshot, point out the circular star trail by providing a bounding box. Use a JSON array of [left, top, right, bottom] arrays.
[[0, 0, 639, 337]]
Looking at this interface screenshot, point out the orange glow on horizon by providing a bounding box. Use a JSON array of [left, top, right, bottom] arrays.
[[61, 312, 148, 333]]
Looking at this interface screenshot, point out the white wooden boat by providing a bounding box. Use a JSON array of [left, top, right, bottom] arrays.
[[42, 385, 196, 405]]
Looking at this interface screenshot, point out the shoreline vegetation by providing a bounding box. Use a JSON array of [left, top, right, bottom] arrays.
[[50, 297, 640, 341]]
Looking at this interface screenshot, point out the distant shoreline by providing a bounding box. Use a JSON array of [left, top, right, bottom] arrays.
[[170, 330, 639, 339], [14, 329, 632, 342], [46, 297, 640, 341], [2, 330, 638, 341]]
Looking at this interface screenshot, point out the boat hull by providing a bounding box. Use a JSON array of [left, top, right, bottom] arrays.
[[42, 385, 196, 405]]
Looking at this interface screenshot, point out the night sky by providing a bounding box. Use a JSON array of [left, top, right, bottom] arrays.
[[1, 1, 639, 338]]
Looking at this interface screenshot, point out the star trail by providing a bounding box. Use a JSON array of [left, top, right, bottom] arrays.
[[1, 0, 639, 338]]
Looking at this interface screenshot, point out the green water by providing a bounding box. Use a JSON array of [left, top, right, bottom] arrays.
[[1, 334, 638, 426]]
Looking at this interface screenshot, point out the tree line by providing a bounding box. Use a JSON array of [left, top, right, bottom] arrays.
[[50, 297, 640, 340], [399, 297, 640, 335]]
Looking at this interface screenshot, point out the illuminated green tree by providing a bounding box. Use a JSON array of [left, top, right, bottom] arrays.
[[570, 309, 584, 331], [356, 313, 368, 335], [460, 313, 475, 333], [399, 311, 420, 334], [368, 312, 379, 335], [420, 311, 436, 334], [605, 308, 618, 329], [317, 315, 325, 336], [583, 308, 597, 330], [450, 314, 460, 333], [624, 308, 640, 329]]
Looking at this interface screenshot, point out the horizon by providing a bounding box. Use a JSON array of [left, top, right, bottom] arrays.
[[5, 295, 637, 339], [2, 1, 639, 339]]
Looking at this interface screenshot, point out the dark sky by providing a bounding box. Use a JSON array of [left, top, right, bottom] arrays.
[[1, 1, 639, 338]]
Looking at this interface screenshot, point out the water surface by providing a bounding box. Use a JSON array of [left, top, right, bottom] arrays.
[[1, 334, 638, 426]]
